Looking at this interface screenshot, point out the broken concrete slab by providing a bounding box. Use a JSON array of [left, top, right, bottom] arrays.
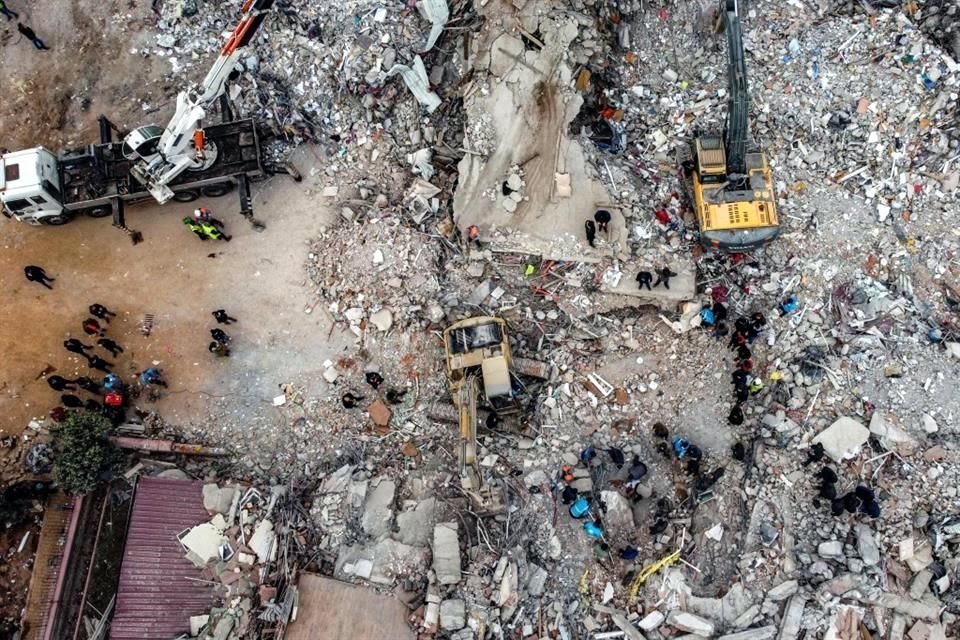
[[639, 611, 665, 631], [369, 308, 394, 332], [249, 519, 276, 564], [777, 595, 807, 640], [600, 490, 635, 532], [593, 605, 647, 640], [202, 484, 236, 515], [395, 498, 435, 546], [180, 522, 227, 565], [766, 580, 799, 602], [818, 540, 844, 559], [526, 563, 548, 597], [361, 479, 396, 538], [433, 522, 462, 585], [856, 525, 881, 566], [910, 570, 934, 600], [812, 417, 870, 462], [666, 611, 715, 637], [719, 627, 777, 640], [440, 599, 466, 630]]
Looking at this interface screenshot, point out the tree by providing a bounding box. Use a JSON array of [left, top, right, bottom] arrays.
[[50, 411, 119, 495]]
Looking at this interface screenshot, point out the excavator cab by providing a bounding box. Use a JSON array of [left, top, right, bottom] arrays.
[[444, 317, 520, 414]]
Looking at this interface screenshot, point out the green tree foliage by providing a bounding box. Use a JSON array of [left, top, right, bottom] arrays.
[[50, 412, 119, 495]]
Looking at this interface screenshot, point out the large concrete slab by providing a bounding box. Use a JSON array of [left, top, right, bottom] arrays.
[[453, 7, 622, 264], [286, 573, 414, 640]]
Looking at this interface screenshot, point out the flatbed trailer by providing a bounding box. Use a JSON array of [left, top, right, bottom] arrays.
[[1, 113, 297, 240]]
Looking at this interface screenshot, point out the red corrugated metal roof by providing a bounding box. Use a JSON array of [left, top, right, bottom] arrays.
[[110, 477, 213, 640]]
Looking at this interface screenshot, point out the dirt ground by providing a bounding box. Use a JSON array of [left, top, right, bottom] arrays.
[[0, 0, 173, 152], [0, 142, 344, 436]]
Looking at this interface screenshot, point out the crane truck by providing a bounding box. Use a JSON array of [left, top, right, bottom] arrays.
[[0, 0, 297, 239], [684, 0, 780, 251]]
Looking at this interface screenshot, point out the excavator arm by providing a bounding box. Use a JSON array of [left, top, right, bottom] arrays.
[[723, 0, 749, 176], [123, 0, 275, 203]]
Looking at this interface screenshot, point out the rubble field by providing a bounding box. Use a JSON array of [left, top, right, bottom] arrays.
[[2, 0, 960, 638]]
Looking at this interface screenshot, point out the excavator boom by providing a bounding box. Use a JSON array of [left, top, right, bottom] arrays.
[[723, 0, 749, 176]]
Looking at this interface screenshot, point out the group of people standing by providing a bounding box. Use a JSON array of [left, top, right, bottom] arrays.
[[47, 302, 168, 423], [208, 309, 237, 356], [725, 311, 768, 425]]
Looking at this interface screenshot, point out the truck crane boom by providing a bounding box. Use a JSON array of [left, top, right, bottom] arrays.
[[123, 0, 275, 204]]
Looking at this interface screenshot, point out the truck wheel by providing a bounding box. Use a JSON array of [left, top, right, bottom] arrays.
[[41, 213, 73, 226], [85, 205, 113, 218], [172, 190, 200, 203], [201, 183, 233, 198]]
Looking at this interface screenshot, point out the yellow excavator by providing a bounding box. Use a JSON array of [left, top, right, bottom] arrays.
[[686, 0, 780, 251], [441, 317, 548, 513]]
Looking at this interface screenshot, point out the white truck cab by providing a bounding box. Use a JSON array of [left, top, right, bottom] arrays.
[[0, 148, 69, 225]]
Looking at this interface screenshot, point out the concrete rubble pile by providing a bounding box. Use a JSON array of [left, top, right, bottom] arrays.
[[129, 0, 960, 638], [176, 482, 312, 640], [152, 0, 468, 165]]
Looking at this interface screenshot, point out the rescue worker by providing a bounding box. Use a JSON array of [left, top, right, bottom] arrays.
[[200, 220, 231, 241], [84, 399, 102, 412], [210, 328, 231, 345], [365, 371, 384, 389], [86, 354, 113, 373], [584, 220, 597, 247], [385, 388, 408, 405], [636, 270, 653, 291], [653, 266, 678, 290], [105, 391, 125, 408], [82, 318, 104, 337], [64, 338, 93, 355], [712, 302, 728, 323], [0, 1, 19, 20], [61, 394, 83, 408], [88, 303, 116, 322], [97, 338, 124, 357], [139, 367, 167, 387], [183, 216, 207, 240], [732, 369, 749, 390], [193, 207, 214, 223], [103, 373, 123, 392], [561, 485, 578, 505], [748, 376, 764, 395], [74, 377, 101, 394], [728, 403, 744, 425], [341, 392, 364, 408], [779, 295, 799, 316], [24, 265, 55, 289], [699, 307, 715, 326], [465, 224, 481, 248], [212, 309, 237, 324], [208, 341, 231, 357], [594, 209, 612, 233], [46, 375, 76, 392]]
